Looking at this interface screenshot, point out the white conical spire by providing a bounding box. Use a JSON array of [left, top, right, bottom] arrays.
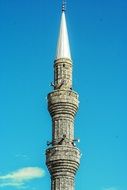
[[56, 9, 71, 60]]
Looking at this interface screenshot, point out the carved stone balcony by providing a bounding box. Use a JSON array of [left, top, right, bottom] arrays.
[[48, 90, 79, 119], [46, 145, 80, 179]]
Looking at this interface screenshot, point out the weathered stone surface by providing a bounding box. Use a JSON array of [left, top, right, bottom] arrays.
[[52, 177, 74, 190], [48, 90, 79, 117], [46, 57, 80, 190], [54, 58, 72, 90]]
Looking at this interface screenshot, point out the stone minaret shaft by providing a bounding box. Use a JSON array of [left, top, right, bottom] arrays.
[[46, 6, 80, 190]]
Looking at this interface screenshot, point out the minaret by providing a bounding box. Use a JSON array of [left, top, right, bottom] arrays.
[[46, 2, 80, 190]]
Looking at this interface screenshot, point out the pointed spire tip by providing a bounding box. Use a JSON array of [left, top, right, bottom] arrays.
[[62, 0, 66, 12], [56, 2, 71, 60]]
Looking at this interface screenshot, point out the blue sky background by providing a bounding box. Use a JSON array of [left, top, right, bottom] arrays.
[[0, 0, 127, 190]]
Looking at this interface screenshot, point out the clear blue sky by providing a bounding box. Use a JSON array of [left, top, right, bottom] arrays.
[[0, 0, 127, 190]]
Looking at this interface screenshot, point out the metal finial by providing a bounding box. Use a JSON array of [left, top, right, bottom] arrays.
[[62, 0, 66, 12]]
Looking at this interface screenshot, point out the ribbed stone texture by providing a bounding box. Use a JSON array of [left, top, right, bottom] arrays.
[[54, 58, 72, 90], [46, 58, 80, 190], [52, 177, 74, 190], [48, 90, 78, 145]]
